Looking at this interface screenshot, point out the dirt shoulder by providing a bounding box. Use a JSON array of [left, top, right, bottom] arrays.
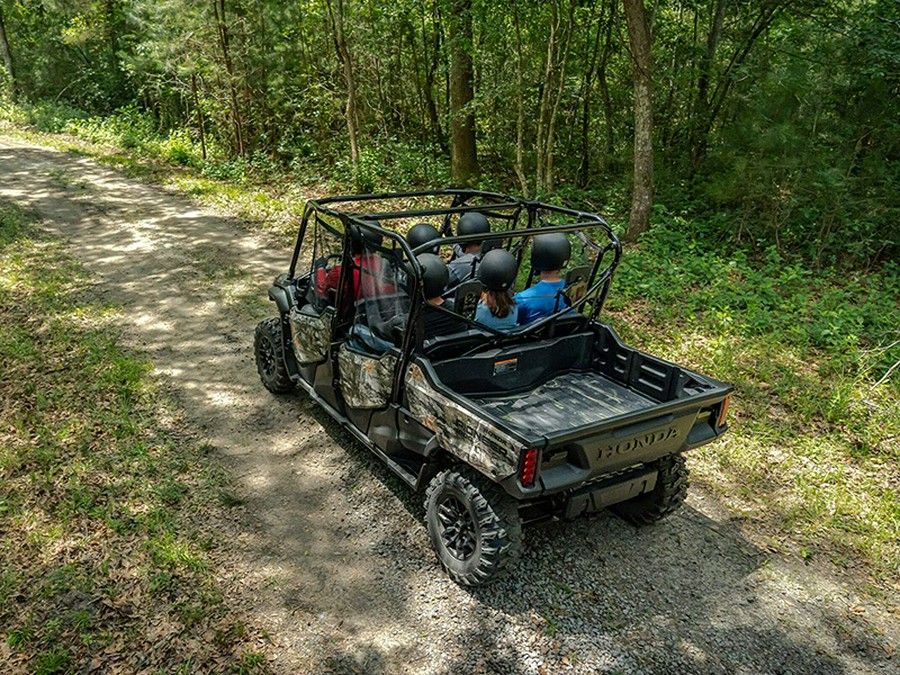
[[1, 135, 896, 674]]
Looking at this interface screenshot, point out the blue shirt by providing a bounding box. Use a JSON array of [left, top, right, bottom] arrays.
[[475, 301, 518, 330], [515, 279, 566, 324]]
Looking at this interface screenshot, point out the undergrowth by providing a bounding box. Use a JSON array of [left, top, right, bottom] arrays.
[[0, 201, 271, 673], [606, 215, 900, 589], [2, 101, 899, 596]]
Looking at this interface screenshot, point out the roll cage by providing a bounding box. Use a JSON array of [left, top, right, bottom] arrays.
[[288, 189, 622, 357]]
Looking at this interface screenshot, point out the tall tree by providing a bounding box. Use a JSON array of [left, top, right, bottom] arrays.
[[213, 0, 245, 157], [326, 0, 360, 177], [0, 3, 17, 99], [449, 0, 477, 185], [622, 0, 653, 241]]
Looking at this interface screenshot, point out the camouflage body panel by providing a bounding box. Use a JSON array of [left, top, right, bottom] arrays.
[[338, 347, 398, 409], [405, 363, 519, 481], [289, 306, 333, 364]]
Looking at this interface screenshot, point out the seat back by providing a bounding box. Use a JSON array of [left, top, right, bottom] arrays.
[[453, 279, 483, 319], [562, 265, 591, 306]]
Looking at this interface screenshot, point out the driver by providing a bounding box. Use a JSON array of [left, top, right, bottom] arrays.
[[515, 233, 571, 324]]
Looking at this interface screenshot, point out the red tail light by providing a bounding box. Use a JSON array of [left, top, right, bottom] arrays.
[[520, 448, 539, 488], [717, 395, 732, 429]]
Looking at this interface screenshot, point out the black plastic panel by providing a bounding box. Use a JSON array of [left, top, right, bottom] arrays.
[[431, 333, 593, 396]]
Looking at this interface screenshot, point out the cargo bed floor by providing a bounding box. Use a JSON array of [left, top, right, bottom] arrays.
[[473, 370, 656, 435]]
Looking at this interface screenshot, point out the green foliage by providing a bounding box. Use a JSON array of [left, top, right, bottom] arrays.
[[0, 201, 272, 671], [333, 140, 450, 193], [610, 212, 900, 369]]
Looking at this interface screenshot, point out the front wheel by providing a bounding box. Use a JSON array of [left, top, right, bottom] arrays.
[[254, 317, 294, 394], [425, 468, 523, 586], [612, 453, 689, 525]]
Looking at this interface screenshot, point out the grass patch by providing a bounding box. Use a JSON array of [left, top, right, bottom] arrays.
[[0, 201, 272, 672], [606, 216, 900, 591], [2, 101, 898, 598]]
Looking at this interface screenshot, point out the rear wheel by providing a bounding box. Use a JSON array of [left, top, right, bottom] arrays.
[[425, 468, 523, 586], [612, 453, 688, 525], [254, 317, 294, 394]]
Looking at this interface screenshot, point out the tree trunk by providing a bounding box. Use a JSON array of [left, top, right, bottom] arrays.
[[449, 0, 477, 185], [577, 7, 605, 187], [213, 0, 245, 157], [326, 0, 360, 175], [424, 2, 446, 150], [690, 0, 727, 166], [692, 1, 785, 169], [623, 0, 654, 242], [513, 3, 528, 196], [191, 73, 207, 160], [598, 4, 616, 164], [544, 0, 576, 194], [0, 4, 17, 100], [535, 1, 559, 195]]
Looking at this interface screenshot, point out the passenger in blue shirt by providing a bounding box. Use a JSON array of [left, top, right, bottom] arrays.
[[474, 249, 519, 330], [515, 233, 571, 325]]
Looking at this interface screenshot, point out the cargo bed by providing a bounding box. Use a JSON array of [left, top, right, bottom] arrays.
[[422, 325, 732, 496], [473, 370, 656, 436]]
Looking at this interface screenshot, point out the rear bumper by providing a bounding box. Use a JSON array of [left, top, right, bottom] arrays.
[[561, 465, 658, 518]]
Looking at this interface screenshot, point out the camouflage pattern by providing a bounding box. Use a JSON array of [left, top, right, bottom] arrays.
[[289, 306, 333, 363], [338, 347, 398, 409], [405, 363, 519, 481], [475, 370, 653, 435]]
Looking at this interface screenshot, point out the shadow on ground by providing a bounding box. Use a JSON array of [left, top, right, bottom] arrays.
[[0, 140, 895, 674]]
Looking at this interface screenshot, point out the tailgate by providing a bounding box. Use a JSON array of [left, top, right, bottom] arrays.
[[536, 396, 729, 494]]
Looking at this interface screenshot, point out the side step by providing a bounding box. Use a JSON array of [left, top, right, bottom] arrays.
[[293, 377, 419, 488]]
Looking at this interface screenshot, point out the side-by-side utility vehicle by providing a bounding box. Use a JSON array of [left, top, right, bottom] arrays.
[[254, 190, 733, 585]]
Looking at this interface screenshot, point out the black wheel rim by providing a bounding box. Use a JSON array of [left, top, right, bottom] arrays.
[[259, 336, 277, 380], [437, 495, 477, 560]]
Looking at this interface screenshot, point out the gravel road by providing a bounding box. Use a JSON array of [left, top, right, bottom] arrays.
[[1, 135, 896, 674]]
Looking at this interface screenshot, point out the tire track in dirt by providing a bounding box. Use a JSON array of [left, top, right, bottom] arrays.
[[1, 136, 896, 674]]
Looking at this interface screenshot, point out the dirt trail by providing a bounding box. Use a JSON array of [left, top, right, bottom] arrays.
[[1, 136, 896, 674]]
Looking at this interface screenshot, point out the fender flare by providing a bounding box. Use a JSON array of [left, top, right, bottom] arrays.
[[268, 286, 292, 315]]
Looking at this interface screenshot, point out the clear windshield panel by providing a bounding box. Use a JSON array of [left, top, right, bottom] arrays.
[[308, 214, 345, 311], [346, 233, 411, 354]]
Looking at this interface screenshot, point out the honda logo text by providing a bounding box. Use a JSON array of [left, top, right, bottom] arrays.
[[600, 427, 678, 459]]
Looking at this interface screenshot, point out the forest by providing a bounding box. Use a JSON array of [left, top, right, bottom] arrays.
[[1, 1, 899, 671], [0, 0, 896, 259]]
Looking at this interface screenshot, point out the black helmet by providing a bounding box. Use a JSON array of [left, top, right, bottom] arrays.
[[531, 233, 571, 272], [406, 223, 441, 252], [416, 253, 449, 298], [348, 219, 383, 253], [457, 212, 490, 236], [478, 249, 518, 291]]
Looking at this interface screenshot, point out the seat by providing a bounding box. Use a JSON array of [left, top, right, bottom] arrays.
[[453, 279, 483, 319], [422, 327, 494, 361], [562, 265, 592, 306]]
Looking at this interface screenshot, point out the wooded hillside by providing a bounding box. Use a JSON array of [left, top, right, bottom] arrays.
[[0, 0, 896, 259]]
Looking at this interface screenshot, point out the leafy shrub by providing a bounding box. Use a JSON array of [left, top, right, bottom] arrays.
[[332, 140, 449, 192], [199, 158, 251, 182], [610, 214, 900, 373]]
